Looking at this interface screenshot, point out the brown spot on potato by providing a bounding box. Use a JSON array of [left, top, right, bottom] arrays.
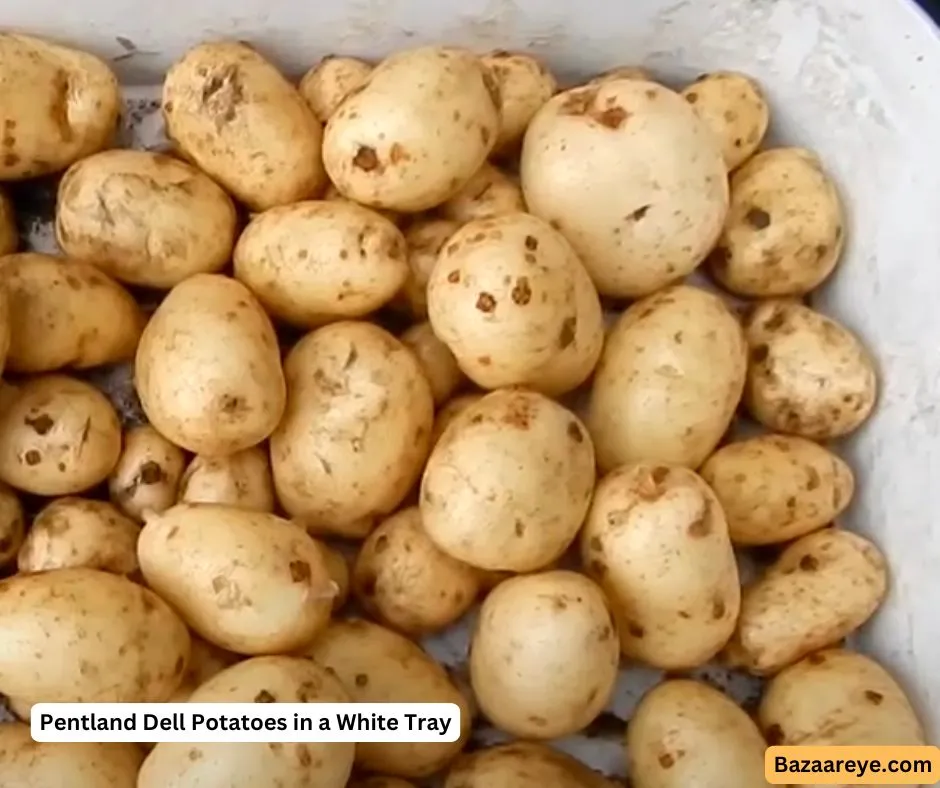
[[220, 394, 247, 415], [188, 749, 203, 761], [807, 652, 827, 665], [763, 310, 786, 331], [24, 414, 54, 435], [290, 560, 311, 582], [711, 597, 726, 619], [514, 519, 526, 537], [751, 344, 769, 363], [480, 126, 491, 146], [3, 153, 20, 167], [527, 715, 548, 727], [799, 554, 819, 571], [511, 277, 532, 305], [297, 745, 313, 767], [353, 145, 380, 172], [628, 204, 651, 222], [685, 91, 699, 104], [659, 753, 675, 769], [558, 316, 577, 349], [255, 689, 276, 702], [477, 355, 491, 366], [806, 466, 821, 490], [447, 269, 461, 283], [594, 105, 629, 128], [678, 610, 691, 619], [374, 534, 389, 553], [389, 143, 409, 164], [476, 292, 496, 312], [139, 461, 165, 485], [687, 515, 711, 538], [590, 560, 607, 577], [524, 235, 539, 251], [588, 536, 603, 552], [865, 690, 884, 705], [560, 87, 598, 116], [24, 450, 42, 466], [627, 621, 645, 638], [746, 207, 771, 229], [651, 466, 669, 484], [355, 673, 369, 687]]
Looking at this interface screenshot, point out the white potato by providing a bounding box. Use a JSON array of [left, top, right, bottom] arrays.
[[178, 447, 275, 512], [299, 55, 372, 121], [108, 425, 186, 521], [482, 50, 557, 154], [396, 217, 462, 318], [440, 163, 526, 223], [400, 321, 465, 406]]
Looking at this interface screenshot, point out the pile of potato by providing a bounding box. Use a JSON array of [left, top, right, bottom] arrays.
[[0, 30, 927, 788]]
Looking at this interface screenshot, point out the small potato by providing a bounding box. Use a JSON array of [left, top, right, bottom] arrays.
[[0, 568, 190, 703], [300, 55, 372, 121], [17, 497, 139, 575], [353, 506, 481, 634], [323, 45, 501, 212], [743, 300, 877, 440], [234, 200, 408, 328], [431, 393, 484, 447], [725, 528, 888, 675], [55, 150, 238, 288], [108, 425, 186, 521], [319, 543, 351, 611], [709, 148, 844, 296], [135, 274, 286, 456], [440, 163, 525, 223], [271, 321, 434, 538], [178, 447, 275, 512], [168, 636, 241, 703], [0, 253, 144, 374], [140, 657, 354, 788], [302, 619, 472, 777], [681, 71, 769, 171], [397, 217, 462, 319], [0, 187, 16, 255], [700, 434, 855, 545], [401, 321, 465, 406], [627, 680, 772, 788], [0, 33, 119, 180], [445, 742, 619, 788], [588, 65, 655, 84], [0, 483, 24, 568], [0, 375, 122, 496], [481, 51, 557, 154], [138, 503, 336, 654], [587, 285, 747, 471]]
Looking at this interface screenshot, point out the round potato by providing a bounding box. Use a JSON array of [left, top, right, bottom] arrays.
[[401, 321, 465, 406], [627, 680, 772, 788], [299, 55, 372, 121], [708, 148, 844, 296], [323, 45, 500, 212], [109, 425, 186, 522], [0, 33, 119, 180], [587, 285, 747, 471], [135, 274, 286, 456], [0, 375, 122, 496], [55, 150, 238, 288], [0, 253, 144, 374], [700, 434, 855, 545], [743, 300, 877, 440], [168, 636, 241, 703], [234, 200, 408, 328], [481, 51, 556, 155], [319, 542, 351, 611], [431, 393, 485, 447], [138, 503, 336, 654], [302, 618, 472, 777], [724, 528, 888, 675], [0, 187, 16, 256], [588, 65, 655, 84], [178, 447, 275, 512], [420, 388, 594, 572], [396, 217, 461, 319], [427, 213, 604, 395], [439, 163, 525, 223], [0, 567, 190, 703], [581, 463, 740, 670], [445, 742, 619, 788], [521, 79, 729, 298], [17, 497, 139, 575], [271, 321, 434, 538], [0, 482, 24, 568]]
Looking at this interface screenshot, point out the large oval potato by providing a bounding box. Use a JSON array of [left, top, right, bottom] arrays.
[[482, 51, 557, 155], [108, 425, 186, 522], [138, 503, 336, 654], [323, 45, 500, 212], [271, 321, 434, 538], [163, 40, 325, 211], [439, 163, 526, 223], [521, 79, 729, 298], [140, 657, 354, 788], [0, 187, 16, 256], [627, 680, 772, 788], [725, 528, 888, 675], [0, 567, 190, 703], [0, 33, 119, 180], [420, 388, 595, 572], [299, 55, 372, 122], [587, 285, 747, 471], [581, 463, 740, 669], [233, 200, 408, 327], [178, 447, 275, 512], [700, 434, 855, 545], [135, 274, 286, 456], [302, 619, 472, 777], [396, 217, 461, 319], [0, 375, 122, 496], [444, 742, 619, 788], [0, 253, 144, 374], [0, 482, 24, 568]]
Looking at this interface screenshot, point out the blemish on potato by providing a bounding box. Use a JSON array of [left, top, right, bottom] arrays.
[[511, 277, 532, 305], [799, 554, 819, 571], [558, 316, 577, 349], [24, 414, 54, 435], [24, 450, 42, 466], [354, 672, 369, 687], [687, 514, 711, 538], [289, 560, 311, 582], [659, 752, 675, 769], [627, 620, 646, 638], [514, 519, 526, 537], [254, 689, 276, 702], [627, 204, 651, 222], [187, 748, 203, 761], [865, 689, 884, 705], [475, 292, 496, 312], [353, 145, 381, 172]]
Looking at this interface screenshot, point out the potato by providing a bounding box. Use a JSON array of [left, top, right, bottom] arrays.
[[0, 187, 16, 256], [401, 321, 465, 406], [168, 636, 241, 703], [627, 680, 772, 788], [481, 51, 557, 154], [55, 149, 238, 288], [108, 425, 186, 521], [0, 568, 189, 703], [302, 618, 472, 777], [724, 528, 888, 675], [759, 649, 926, 749], [743, 300, 877, 440], [708, 148, 844, 296], [178, 446, 275, 512], [0, 375, 122, 496], [431, 393, 484, 447], [587, 285, 747, 471], [233, 200, 408, 327], [17, 497, 139, 575], [700, 434, 855, 545], [581, 463, 740, 670], [271, 321, 434, 538], [300, 55, 372, 121], [420, 388, 594, 572], [397, 217, 461, 318], [521, 79, 729, 298], [140, 657, 354, 788], [427, 212, 604, 395], [353, 506, 481, 634], [681, 71, 769, 171], [138, 503, 336, 654], [135, 274, 286, 456], [0, 482, 23, 568], [588, 65, 655, 84], [440, 163, 525, 223], [319, 542, 351, 611], [0, 252, 144, 374], [323, 45, 500, 212], [0, 722, 143, 787], [0, 33, 119, 180]]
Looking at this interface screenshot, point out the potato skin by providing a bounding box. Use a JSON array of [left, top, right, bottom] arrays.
[[431, 393, 485, 447], [135, 274, 286, 456], [444, 742, 619, 788], [0, 253, 144, 374], [109, 425, 186, 521], [0, 482, 24, 568], [581, 463, 740, 669], [700, 434, 854, 545], [397, 217, 461, 319], [0, 188, 16, 256], [482, 51, 557, 154], [439, 163, 526, 223], [400, 321, 465, 406], [178, 446, 275, 512], [0, 568, 190, 703], [299, 55, 372, 122]]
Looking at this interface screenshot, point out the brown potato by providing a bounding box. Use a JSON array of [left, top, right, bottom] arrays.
[[400, 321, 465, 406], [439, 163, 526, 223], [299, 55, 372, 122], [0, 482, 24, 568], [396, 217, 462, 319], [0, 187, 16, 256], [108, 425, 186, 521], [178, 447, 275, 512]]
